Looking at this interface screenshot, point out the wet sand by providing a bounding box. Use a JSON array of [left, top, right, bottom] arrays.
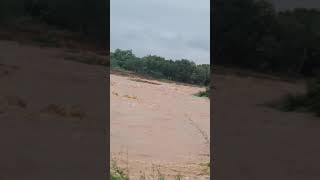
[[110, 74, 210, 179]]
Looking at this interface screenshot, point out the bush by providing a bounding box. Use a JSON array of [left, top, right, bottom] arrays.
[[281, 79, 320, 115], [195, 87, 210, 98], [281, 93, 306, 111]]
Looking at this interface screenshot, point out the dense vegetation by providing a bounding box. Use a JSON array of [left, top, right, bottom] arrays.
[[111, 49, 210, 86], [0, 0, 107, 47], [214, 0, 320, 77], [214, 0, 320, 114]]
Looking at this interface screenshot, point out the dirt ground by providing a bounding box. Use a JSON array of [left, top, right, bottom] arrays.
[[110, 74, 210, 179], [213, 73, 320, 180], [0, 40, 107, 179]]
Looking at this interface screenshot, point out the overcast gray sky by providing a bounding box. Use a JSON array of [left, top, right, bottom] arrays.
[[111, 0, 210, 64]]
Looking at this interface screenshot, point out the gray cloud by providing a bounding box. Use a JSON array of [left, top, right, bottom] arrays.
[[111, 0, 210, 64]]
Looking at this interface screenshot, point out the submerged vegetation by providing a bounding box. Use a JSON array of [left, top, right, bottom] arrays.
[[111, 49, 210, 86]]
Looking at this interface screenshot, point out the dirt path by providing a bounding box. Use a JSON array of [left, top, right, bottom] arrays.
[[0, 40, 107, 179], [110, 74, 210, 179], [213, 74, 320, 180]]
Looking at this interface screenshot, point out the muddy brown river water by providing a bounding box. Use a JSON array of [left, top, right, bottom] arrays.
[[110, 74, 210, 179]]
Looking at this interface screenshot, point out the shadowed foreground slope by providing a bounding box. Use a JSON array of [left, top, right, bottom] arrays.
[[0, 40, 107, 179], [214, 73, 320, 180]]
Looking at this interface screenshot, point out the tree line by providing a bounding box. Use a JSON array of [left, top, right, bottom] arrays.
[[0, 0, 106, 47], [214, 0, 320, 77], [111, 49, 210, 86]]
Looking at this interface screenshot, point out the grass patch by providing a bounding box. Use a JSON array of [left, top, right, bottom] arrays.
[[110, 160, 188, 180], [199, 161, 210, 176], [277, 93, 307, 111], [110, 161, 129, 180], [275, 78, 320, 116], [195, 87, 210, 98]]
